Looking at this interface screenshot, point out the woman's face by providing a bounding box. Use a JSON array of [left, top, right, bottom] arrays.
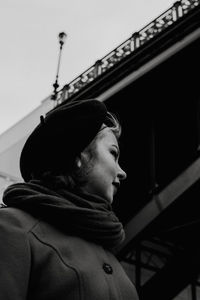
[[79, 127, 127, 203]]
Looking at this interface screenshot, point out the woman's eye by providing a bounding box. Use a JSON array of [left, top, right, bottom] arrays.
[[111, 149, 118, 159]]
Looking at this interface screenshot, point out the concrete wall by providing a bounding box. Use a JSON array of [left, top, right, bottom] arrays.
[[0, 96, 54, 202]]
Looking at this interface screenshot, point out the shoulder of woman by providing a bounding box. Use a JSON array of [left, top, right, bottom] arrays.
[[0, 207, 32, 298], [0, 207, 38, 234]]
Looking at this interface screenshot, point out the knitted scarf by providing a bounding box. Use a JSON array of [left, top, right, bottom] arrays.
[[3, 180, 125, 251]]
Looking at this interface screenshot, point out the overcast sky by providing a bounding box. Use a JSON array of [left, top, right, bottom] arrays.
[[0, 0, 175, 135]]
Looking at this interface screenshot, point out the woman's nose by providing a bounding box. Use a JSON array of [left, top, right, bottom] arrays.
[[118, 165, 127, 181]]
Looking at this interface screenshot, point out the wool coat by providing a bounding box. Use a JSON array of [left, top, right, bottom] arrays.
[[0, 207, 139, 300]]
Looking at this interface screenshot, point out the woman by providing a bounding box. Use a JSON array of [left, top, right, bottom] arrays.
[[0, 99, 139, 299]]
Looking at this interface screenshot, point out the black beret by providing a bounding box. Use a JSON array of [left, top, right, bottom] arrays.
[[20, 99, 107, 182]]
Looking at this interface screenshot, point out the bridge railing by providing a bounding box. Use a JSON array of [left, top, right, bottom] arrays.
[[54, 0, 200, 105]]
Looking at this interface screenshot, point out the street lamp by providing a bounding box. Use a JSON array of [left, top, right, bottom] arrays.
[[51, 32, 67, 100]]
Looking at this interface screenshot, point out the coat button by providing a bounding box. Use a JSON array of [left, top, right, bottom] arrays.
[[103, 263, 113, 274]]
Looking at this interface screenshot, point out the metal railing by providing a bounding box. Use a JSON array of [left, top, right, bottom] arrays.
[[54, 0, 200, 105]]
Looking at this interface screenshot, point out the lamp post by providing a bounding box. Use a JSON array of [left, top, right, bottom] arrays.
[[51, 32, 67, 100]]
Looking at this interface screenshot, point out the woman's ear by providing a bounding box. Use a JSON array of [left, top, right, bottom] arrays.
[[76, 151, 90, 169]]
